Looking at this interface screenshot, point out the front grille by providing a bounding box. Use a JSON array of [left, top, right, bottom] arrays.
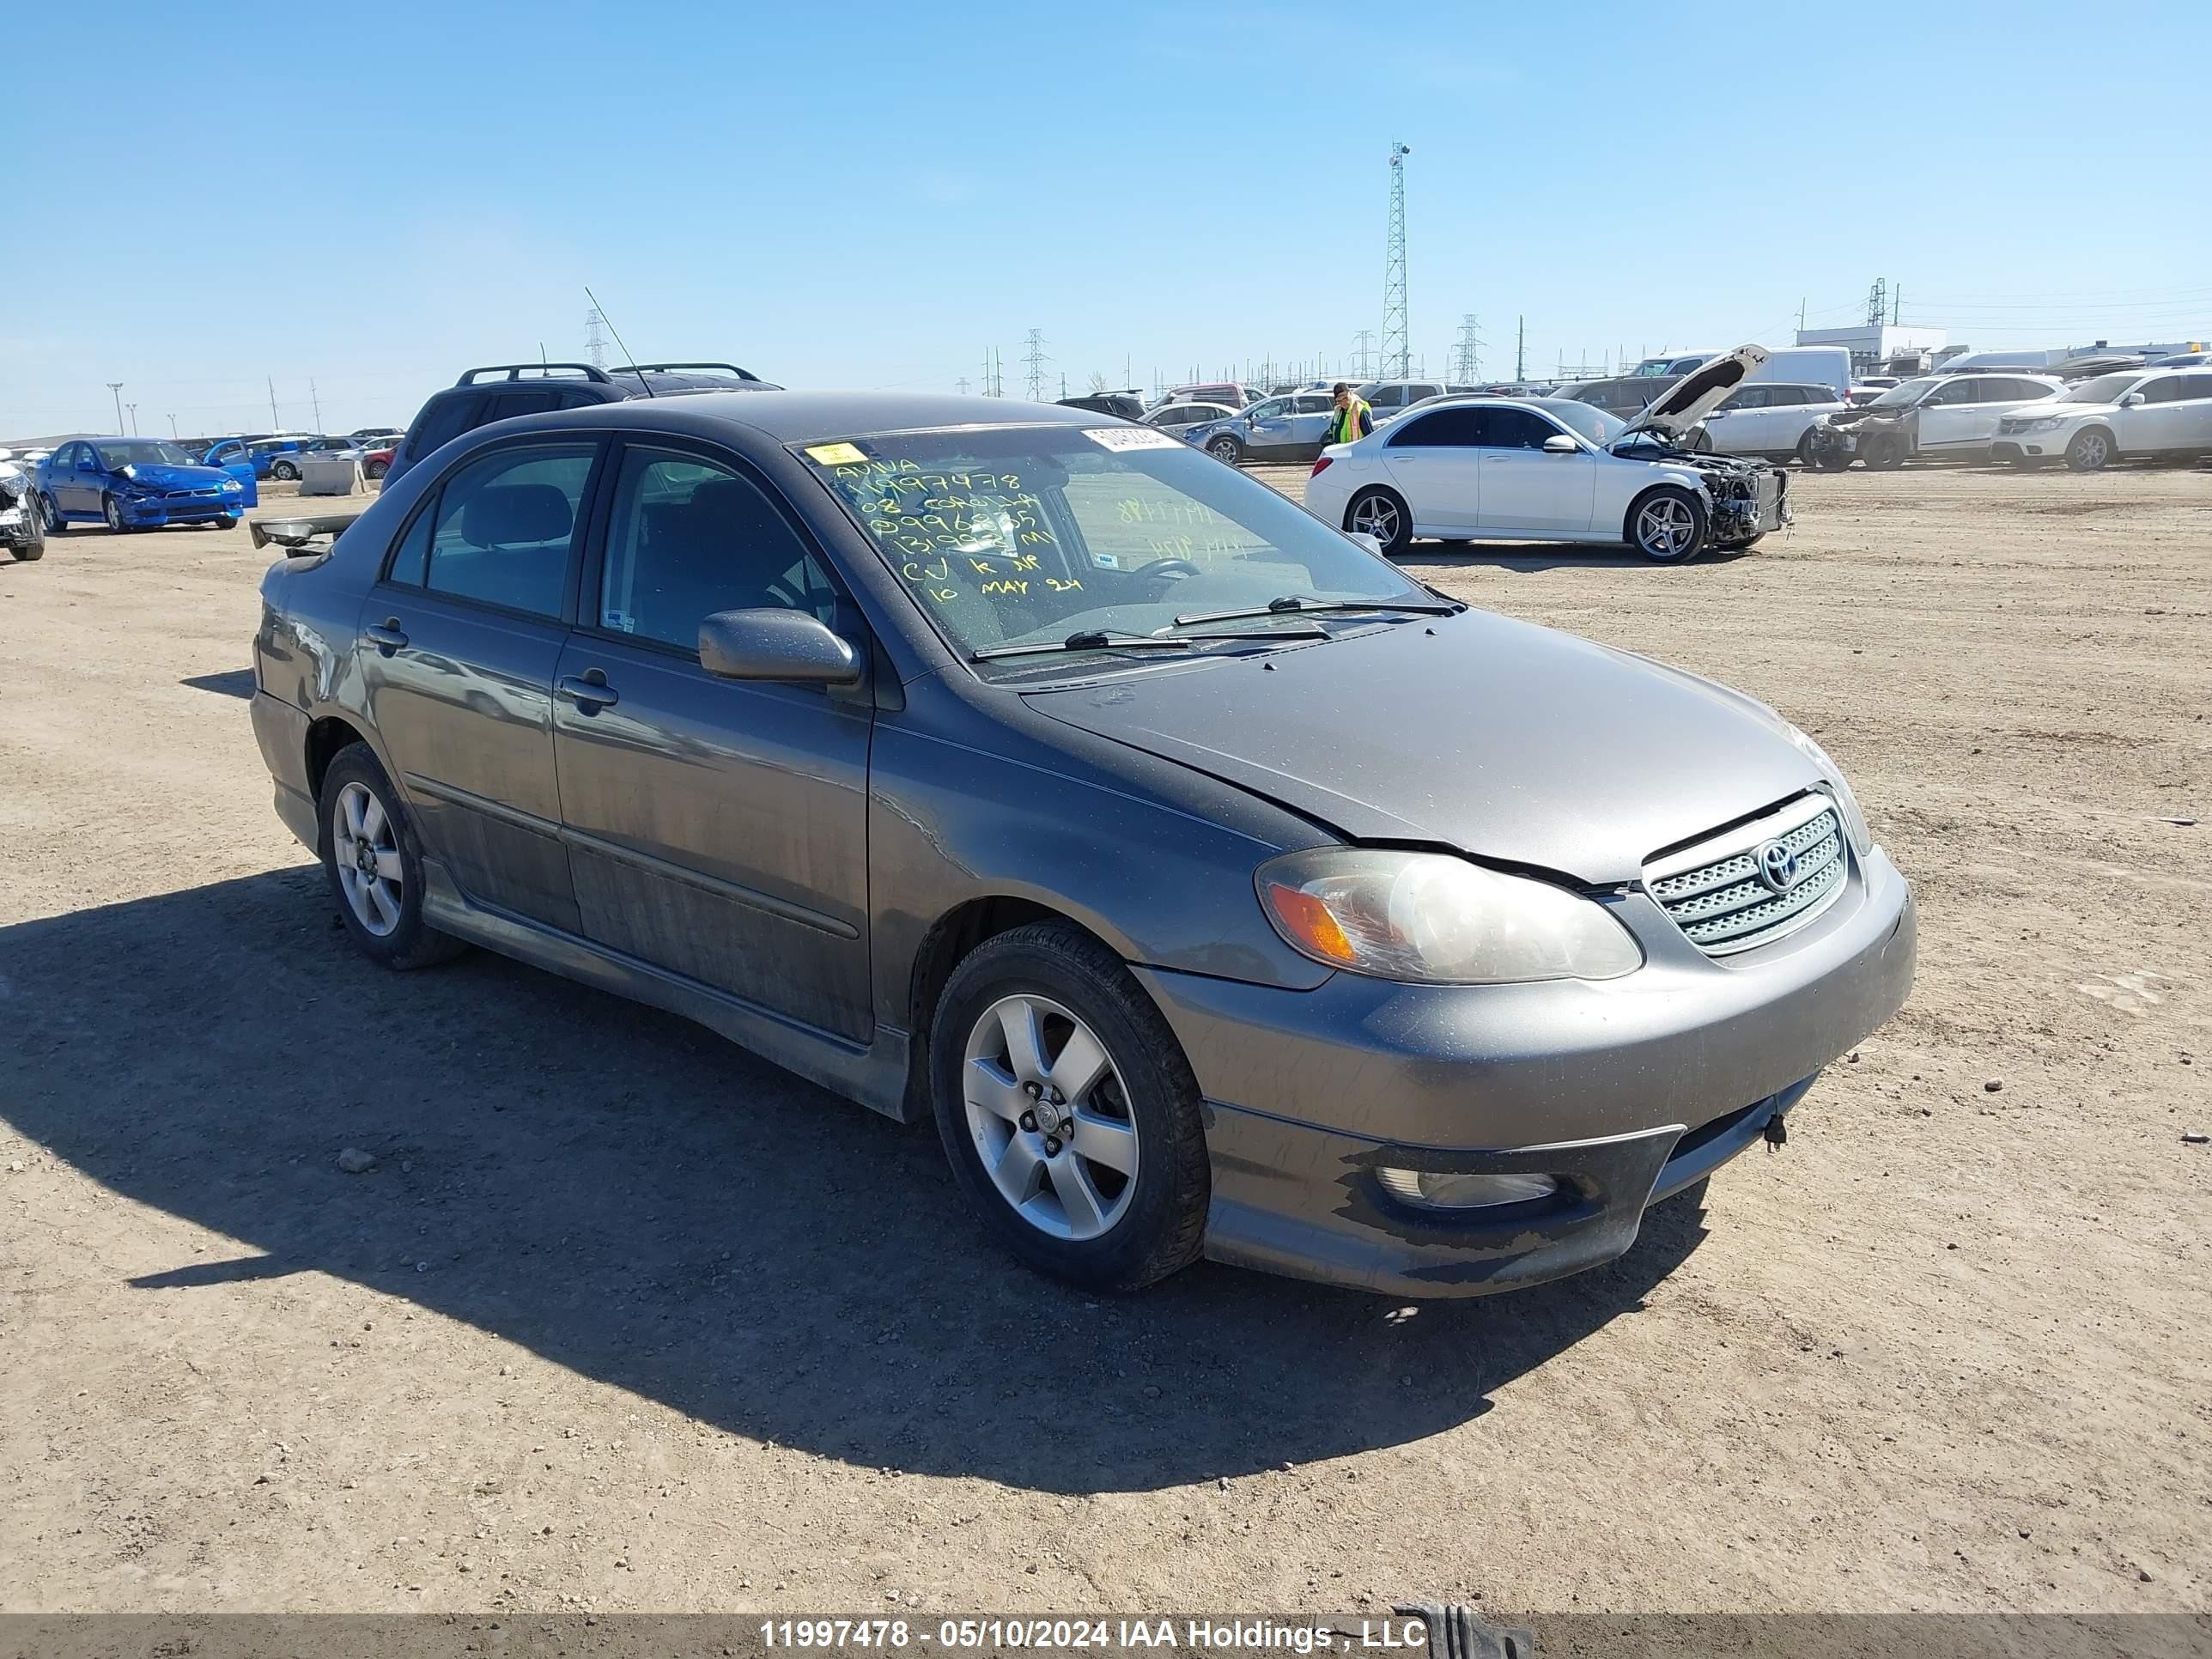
[[1645, 794, 1847, 956], [164, 488, 219, 501]]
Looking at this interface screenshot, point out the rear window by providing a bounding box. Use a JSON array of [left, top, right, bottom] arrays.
[[404, 392, 485, 460]]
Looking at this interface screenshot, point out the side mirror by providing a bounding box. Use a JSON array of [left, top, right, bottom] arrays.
[[2120, 392, 2146, 408], [699, 608, 861, 686], [1541, 433, 1580, 453]]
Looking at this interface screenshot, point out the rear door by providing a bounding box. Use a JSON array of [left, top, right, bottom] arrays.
[[551, 440, 875, 1041], [357, 438, 601, 931], [1381, 406, 1486, 528]]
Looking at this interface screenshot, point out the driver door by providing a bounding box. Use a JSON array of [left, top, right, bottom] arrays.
[[1914, 378, 1993, 451], [551, 441, 875, 1042], [1241, 398, 1293, 459]]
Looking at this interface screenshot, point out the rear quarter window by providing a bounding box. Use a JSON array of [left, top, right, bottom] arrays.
[[404, 392, 485, 461]]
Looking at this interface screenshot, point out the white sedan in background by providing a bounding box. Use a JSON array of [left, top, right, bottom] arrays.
[[1989, 366, 2212, 470], [1304, 347, 1793, 563]]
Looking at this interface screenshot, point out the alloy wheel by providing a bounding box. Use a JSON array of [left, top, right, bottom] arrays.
[[1637, 496, 1696, 556], [102, 495, 125, 532], [1209, 439, 1238, 464], [332, 780, 404, 938], [962, 994, 1139, 1242], [1350, 494, 1400, 544]]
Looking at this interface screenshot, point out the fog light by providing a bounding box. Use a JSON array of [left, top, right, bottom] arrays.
[[1376, 1169, 1560, 1211]]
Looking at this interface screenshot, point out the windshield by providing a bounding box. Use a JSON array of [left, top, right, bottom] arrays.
[[2060, 373, 2142, 404], [1869, 378, 1936, 409], [96, 441, 193, 466], [1539, 399, 1626, 444], [801, 425, 1432, 665]]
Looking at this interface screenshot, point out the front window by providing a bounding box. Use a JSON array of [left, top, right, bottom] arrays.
[[1869, 378, 1936, 408], [800, 425, 1435, 667], [2060, 373, 2144, 404], [94, 441, 193, 467]]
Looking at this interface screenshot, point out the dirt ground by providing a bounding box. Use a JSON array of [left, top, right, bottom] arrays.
[[1, 461, 2205, 1619]]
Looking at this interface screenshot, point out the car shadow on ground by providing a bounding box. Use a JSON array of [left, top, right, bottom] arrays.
[[181, 669, 257, 699], [0, 871, 1711, 1495], [1403, 539, 1754, 575]]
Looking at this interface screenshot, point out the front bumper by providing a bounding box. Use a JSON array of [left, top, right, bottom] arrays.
[[1807, 423, 1860, 458], [0, 501, 33, 545], [1136, 846, 1916, 1297], [118, 490, 244, 526]]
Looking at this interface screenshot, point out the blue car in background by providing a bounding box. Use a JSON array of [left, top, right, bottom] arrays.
[[202, 434, 315, 479], [1179, 390, 1341, 465], [38, 437, 255, 533]]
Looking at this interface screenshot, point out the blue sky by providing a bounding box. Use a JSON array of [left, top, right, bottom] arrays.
[[7, 0, 2209, 439]]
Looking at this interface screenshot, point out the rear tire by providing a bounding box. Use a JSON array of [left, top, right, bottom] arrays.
[[929, 922, 1209, 1294], [270, 459, 300, 482], [364, 459, 388, 481], [318, 743, 469, 971], [2065, 428, 2115, 471], [1627, 485, 1707, 563], [1345, 487, 1412, 556]]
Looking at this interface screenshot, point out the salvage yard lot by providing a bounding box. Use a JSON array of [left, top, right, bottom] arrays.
[[1, 464, 2205, 1613]]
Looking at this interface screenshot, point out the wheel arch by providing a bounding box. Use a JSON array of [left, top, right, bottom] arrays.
[[1620, 477, 1705, 544], [904, 895, 1128, 1118], [1340, 480, 1408, 532], [306, 712, 374, 805]]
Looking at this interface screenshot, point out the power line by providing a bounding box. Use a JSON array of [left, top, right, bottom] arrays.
[[1382, 143, 1411, 380]]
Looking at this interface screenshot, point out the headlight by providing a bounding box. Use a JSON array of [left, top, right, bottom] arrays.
[[222, 479, 242, 492], [2021, 415, 2063, 432], [1256, 848, 1642, 984], [1783, 725, 1873, 856]]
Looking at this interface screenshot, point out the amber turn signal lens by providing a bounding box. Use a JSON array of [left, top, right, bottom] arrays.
[[1262, 881, 1358, 964]]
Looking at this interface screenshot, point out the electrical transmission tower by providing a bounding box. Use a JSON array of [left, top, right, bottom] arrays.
[[1351, 330, 1376, 380], [585, 308, 608, 370], [1453, 314, 1482, 383], [1382, 143, 1412, 380], [956, 376, 971, 395], [981, 348, 1003, 398], [1022, 328, 1049, 401], [1865, 278, 1887, 330]]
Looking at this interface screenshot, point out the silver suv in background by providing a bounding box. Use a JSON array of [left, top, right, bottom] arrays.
[[1182, 392, 1340, 464], [1805, 373, 2067, 470], [1693, 383, 1847, 465]]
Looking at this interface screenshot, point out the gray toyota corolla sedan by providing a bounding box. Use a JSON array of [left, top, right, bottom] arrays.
[[250, 392, 1914, 1298]]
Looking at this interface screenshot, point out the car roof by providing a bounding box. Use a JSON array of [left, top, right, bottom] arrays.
[[486, 390, 1112, 446]]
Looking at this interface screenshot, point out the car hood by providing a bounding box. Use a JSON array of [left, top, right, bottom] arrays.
[[1022, 609, 1820, 884], [1621, 344, 1772, 441], [122, 462, 238, 489]]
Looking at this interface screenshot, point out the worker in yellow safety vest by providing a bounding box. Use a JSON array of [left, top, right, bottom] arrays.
[[1328, 382, 1373, 446]]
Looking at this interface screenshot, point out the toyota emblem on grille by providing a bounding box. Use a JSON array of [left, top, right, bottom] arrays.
[[1755, 839, 1801, 894]]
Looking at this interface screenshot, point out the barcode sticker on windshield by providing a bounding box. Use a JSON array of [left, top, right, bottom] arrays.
[[1082, 427, 1181, 452]]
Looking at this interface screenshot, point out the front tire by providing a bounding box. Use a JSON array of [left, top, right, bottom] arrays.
[[1794, 430, 1818, 466], [214, 514, 240, 530], [1206, 435, 1244, 465], [100, 493, 132, 533], [1863, 433, 1908, 470], [318, 744, 469, 970], [1627, 485, 1707, 562], [930, 922, 1209, 1294], [2065, 428, 2115, 471], [1344, 487, 1412, 556]]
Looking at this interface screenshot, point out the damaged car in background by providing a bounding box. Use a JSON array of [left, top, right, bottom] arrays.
[[1802, 372, 2067, 470], [1303, 345, 1792, 562], [0, 447, 46, 562]]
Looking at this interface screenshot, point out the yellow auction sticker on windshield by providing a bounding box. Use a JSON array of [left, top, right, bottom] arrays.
[[1082, 427, 1181, 452], [804, 441, 869, 465]]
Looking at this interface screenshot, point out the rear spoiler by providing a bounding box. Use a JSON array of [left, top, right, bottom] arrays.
[[252, 511, 364, 554]]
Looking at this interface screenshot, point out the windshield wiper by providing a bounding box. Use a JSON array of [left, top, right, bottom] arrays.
[[1170, 594, 1461, 628], [972, 624, 1328, 662]]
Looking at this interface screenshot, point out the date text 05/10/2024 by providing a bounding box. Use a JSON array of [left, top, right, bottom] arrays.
[[759, 1620, 1433, 1651]]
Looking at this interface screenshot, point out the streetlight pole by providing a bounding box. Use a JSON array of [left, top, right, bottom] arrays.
[[107, 382, 125, 432], [126, 403, 139, 435], [167, 414, 179, 439]]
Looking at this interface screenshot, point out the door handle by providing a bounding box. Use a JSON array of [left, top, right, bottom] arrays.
[[364, 618, 409, 654], [557, 672, 620, 711]]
